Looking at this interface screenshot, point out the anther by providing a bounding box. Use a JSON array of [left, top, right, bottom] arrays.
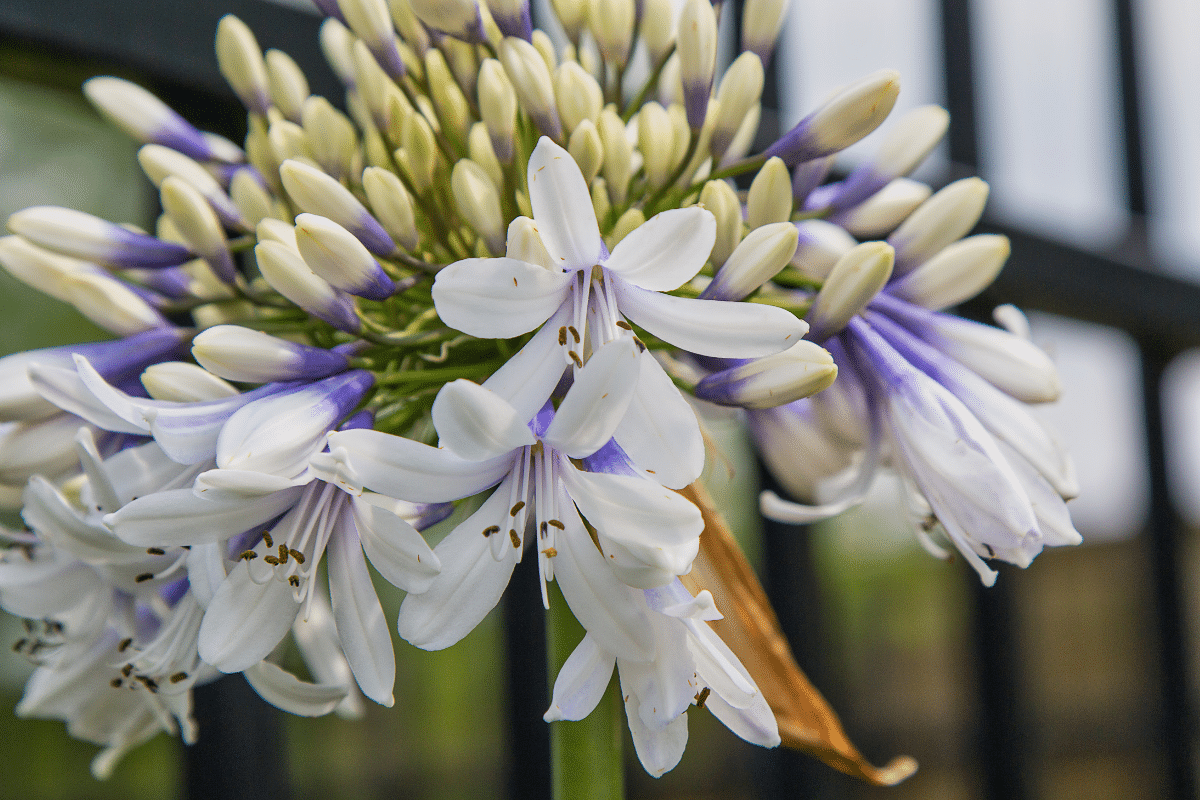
[[510, 501, 525, 516], [558, 326, 568, 346], [135, 573, 154, 583], [240, 550, 257, 560], [695, 687, 711, 709], [616, 320, 632, 330], [263, 555, 280, 566], [170, 672, 189, 684], [110, 678, 123, 688], [137, 676, 159, 693], [568, 350, 583, 367], [11, 639, 26, 653], [568, 325, 580, 343], [482, 525, 501, 537], [118, 638, 133, 653], [278, 544, 290, 563], [509, 529, 521, 548], [547, 519, 565, 530], [633, 336, 646, 352], [262, 532, 274, 548], [288, 575, 300, 587], [146, 547, 165, 555], [21, 619, 33, 633], [541, 547, 558, 557], [983, 543, 995, 558], [121, 664, 133, 677], [289, 549, 305, 563]]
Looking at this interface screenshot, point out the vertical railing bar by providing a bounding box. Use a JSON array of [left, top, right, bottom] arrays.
[[938, 0, 979, 170], [1113, 0, 1148, 217], [502, 555, 552, 800]]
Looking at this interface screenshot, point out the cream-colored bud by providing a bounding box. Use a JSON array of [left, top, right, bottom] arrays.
[[0, 236, 89, 303], [721, 102, 760, 165], [606, 207, 645, 250], [499, 36, 562, 140], [767, 69, 899, 165], [791, 219, 857, 280], [468, 122, 505, 194], [807, 241, 894, 339], [873, 105, 949, 179], [319, 18, 358, 87], [640, 0, 676, 65], [700, 180, 742, 267], [402, 110, 439, 191], [280, 160, 396, 256], [703, 221, 797, 301], [426, 49, 473, 141], [555, 62, 603, 135], [551, 0, 587, 42], [532, 30, 558, 72], [389, 0, 432, 56], [839, 178, 931, 238], [160, 176, 235, 283], [746, 156, 792, 229], [889, 177, 990, 274], [302, 96, 358, 180], [137, 145, 246, 230], [591, 177, 612, 223], [265, 49, 310, 123], [505, 216, 556, 269], [230, 169, 277, 227], [711, 51, 764, 160], [890, 234, 1009, 311], [295, 213, 396, 300], [340, 0, 406, 78], [363, 166, 420, 250], [353, 40, 396, 129], [598, 106, 631, 204], [676, 0, 717, 128], [216, 15, 271, 114], [268, 119, 314, 165], [65, 272, 166, 335], [638, 103, 675, 190], [589, 0, 635, 68], [479, 59, 518, 162], [257, 218, 299, 249], [452, 159, 506, 253], [142, 362, 239, 402], [741, 0, 790, 63], [443, 38, 480, 96], [658, 53, 683, 107], [568, 120, 604, 184], [408, 0, 483, 42], [668, 103, 692, 175], [384, 88, 416, 149], [255, 240, 360, 332], [695, 340, 836, 409], [363, 128, 393, 170]]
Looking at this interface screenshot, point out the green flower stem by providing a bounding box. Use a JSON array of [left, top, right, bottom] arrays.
[[546, 582, 625, 800], [373, 360, 505, 386]]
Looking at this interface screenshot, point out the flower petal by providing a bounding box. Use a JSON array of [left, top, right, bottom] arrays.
[[544, 634, 616, 722], [352, 494, 441, 593], [432, 257, 571, 338], [395, 479, 518, 649], [543, 338, 640, 457], [482, 304, 570, 423], [327, 512, 396, 707], [197, 560, 300, 672], [603, 208, 715, 291], [613, 354, 704, 489], [244, 660, 349, 717], [527, 138, 601, 268], [432, 380, 536, 461], [107, 486, 305, 546], [614, 278, 808, 358], [619, 662, 690, 778]]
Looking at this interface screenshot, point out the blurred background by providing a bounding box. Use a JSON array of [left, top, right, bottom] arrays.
[[0, 0, 1197, 798]]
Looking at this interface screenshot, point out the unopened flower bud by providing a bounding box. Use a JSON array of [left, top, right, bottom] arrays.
[[8, 206, 192, 269], [302, 96, 359, 180], [362, 167, 420, 250], [701, 222, 797, 301], [83, 77, 242, 163], [889, 177, 990, 275], [64, 272, 168, 335], [401, 110, 440, 191], [500, 36, 562, 140], [598, 106, 632, 204], [352, 39, 395, 130], [295, 213, 397, 300], [216, 15, 271, 114], [506, 216, 556, 268], [160, 176, 236, 283], [555, 61, 603, 135], [319, 18, 359, 87], [568, 120, 604, 184], [837, 178, 931, 238], [479, 59, 518, 162], [639, 102, 675, 190], [551, 0, 588, 43], [791, 155, 833, 205], [677, 0, 717, 129], [268, 119, 314, 165], [806, 241, 894, 340], [257, 218, 299, 249], [451, 159, 506, 253], [746, 156, 793, 229], [389, 0, 432, 55], [0, 236, 91, 303], [890, 234, 1009, 310], [695, 341, 836, 409], [741, 0, 790, 65], [255, 239, 361, 332], [591, 177, 612, 222], [265, 49, 310, 123], [790, 219, 857, 280], [138, 145, 246, 231], [142, 362, 239, 402], [711, 52, 764, 160], [700, 180, 742, 267], [721, 102, 760, 165], [193, 325, 352, 383], [606, 207, 645, 250], [341, 0, 408, 78], [409, 0, 485, 42], [467, 122, 505, 191], [486, 0, 532, 39], [280, 159, 396, 256], [825, 104, 949, 211], [640, 0, 676, 65], [426, 51, 473, 142], [589, 0, 636, 68], [765, 69, 900, 166]]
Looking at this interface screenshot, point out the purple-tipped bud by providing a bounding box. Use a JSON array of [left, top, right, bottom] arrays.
[[487, 0, 533, 40], [8, 206, 192, 269], [694, 341, 837, 409], [295, 214, 397, 301], [280, 160, 396, 256], [193, 325, 352, 383], [791, 156, 833, 205]]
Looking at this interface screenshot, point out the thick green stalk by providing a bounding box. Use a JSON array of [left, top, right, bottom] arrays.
[[546, 583, 625, 800]]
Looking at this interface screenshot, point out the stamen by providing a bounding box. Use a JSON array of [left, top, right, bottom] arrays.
[[547, 519, 565, 530], [170, 672, 188, 684], [135, 573, 154, 583], [263, 555, 280, 566], [541, 547, 558, 557], [278, 544, 290, 563], [289, 575, 300, 587], [110, 678, 123, 688], [482, 525, 500, 537], [146, 547, 165, 555], [118, 638, 133, 653], [568, 350, 583, 367], [11, 639, 25, 653], [289, 549, 305, 563], [510, 501, 525, 516], [616, 320, 632, 330], [509, 529, 521, 548], [262, 532, 274, 548], [568, 325, 581, 343], [696, 687, 711, 709], [121, 664, 134, 677], [558, 326, 568, 345], [240, 550, 257, 560]]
